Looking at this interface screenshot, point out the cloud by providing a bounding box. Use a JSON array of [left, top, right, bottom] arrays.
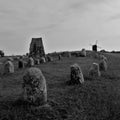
[[0, 0, 119, 55], [108, 14, 120, 21], [0, 0, 109, 34]]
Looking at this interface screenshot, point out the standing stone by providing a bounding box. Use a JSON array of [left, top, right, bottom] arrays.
[[24, 61, 28, 67], [29, 37, 45, 58], [100, 55, 107, 63], [22, 67, 47, 106], [27, 57, 34, 67], [18, 58, 24, 69], [89, 63, 101, 77], [14, 56, 20, 61], [68, 52, 71, 58], [4, 59, 14, 74], [34, 58, 40, 65], [58, 55, 62, 60], [47, 56, 53, 62], [75, 52, 79, 57], [70, 63, 84, 84], [0, 50, 4, 57], [99, 59, 107, 71], [7, 57, 14, 62], [94, 52, 99, 59], [80, 49, 86, 57], [40, 57, 46, 63]]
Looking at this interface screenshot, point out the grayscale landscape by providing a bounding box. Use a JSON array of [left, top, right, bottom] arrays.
[[0, 0, 120, 120]]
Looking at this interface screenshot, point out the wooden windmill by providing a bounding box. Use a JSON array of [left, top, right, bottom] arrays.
[[90, 40, 101, 52]]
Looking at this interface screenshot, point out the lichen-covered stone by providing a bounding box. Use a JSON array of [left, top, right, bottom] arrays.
[[4, 60, 14, 74], [23, 67, 47, 106], [99, 59, 107, 71], [70, 63, 84, 84], [89, 63, 101, 77]]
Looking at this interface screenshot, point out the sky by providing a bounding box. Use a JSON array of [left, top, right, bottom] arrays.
[[0, 0, 120, 55]]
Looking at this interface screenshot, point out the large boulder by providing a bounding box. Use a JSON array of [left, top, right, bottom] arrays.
[[70, 63, 84, 84], [89, 63, 101, 77], [22, 67, 47, 106], [4, 59, 14, 74], [99, 59, 107, 71]]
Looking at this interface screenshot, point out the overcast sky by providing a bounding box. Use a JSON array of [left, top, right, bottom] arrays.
[[0, 0, 120, 55]]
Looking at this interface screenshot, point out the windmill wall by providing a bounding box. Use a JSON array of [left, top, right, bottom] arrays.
[[92, 45, 97, 52], [29, 37, 45, 58]]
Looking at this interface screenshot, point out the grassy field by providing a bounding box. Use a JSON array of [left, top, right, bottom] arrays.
[[0, 52, 120, 120]]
